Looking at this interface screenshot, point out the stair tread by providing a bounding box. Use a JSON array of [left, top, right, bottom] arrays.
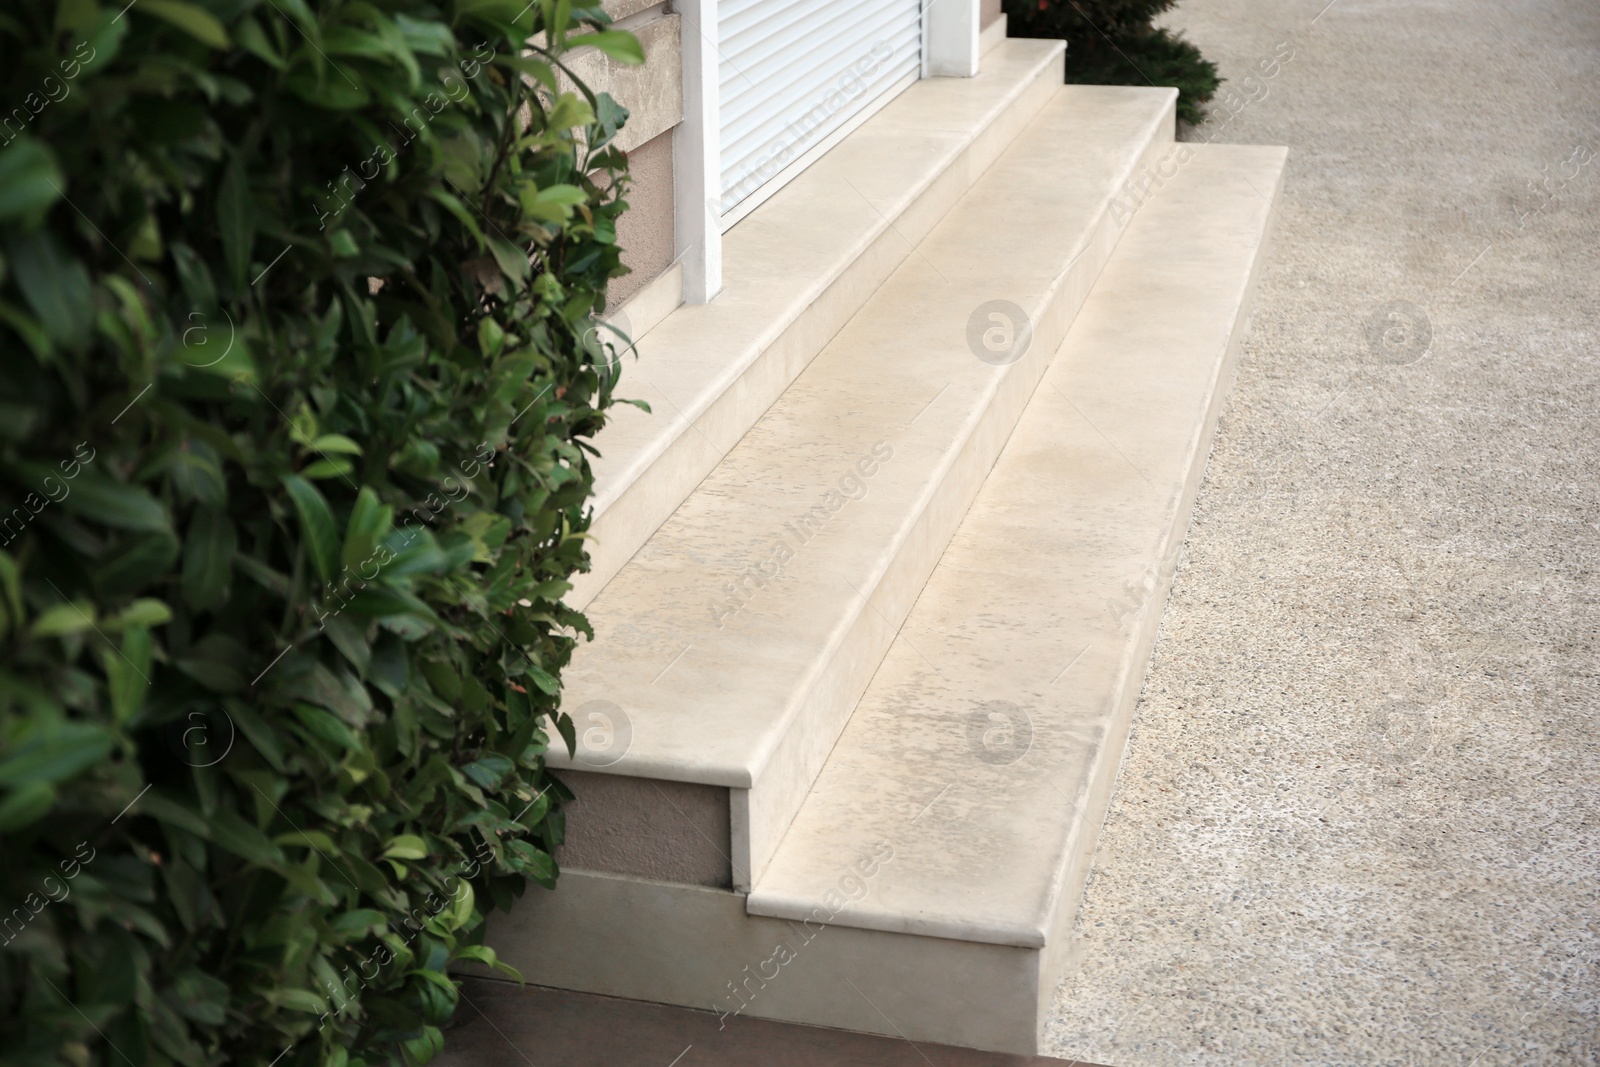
[[747, 143, 1289, 947], [558, 86, 1178, 795], [572, 38, 1064, 607]]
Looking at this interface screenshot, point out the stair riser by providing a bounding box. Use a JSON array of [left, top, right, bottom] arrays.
[[567, 58, 1064, 612], [736, 100, 1179, 886], [482, 869, 1045, 1055]]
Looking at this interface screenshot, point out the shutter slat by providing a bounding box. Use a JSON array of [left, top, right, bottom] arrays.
[[720, 3, 916, 134], [718, 0, 921, 216]]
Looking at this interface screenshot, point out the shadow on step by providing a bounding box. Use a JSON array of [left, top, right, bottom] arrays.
[[439, 978, 1108, 1067]]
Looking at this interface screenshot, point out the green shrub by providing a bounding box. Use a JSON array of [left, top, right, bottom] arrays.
[[0, 1, 642, 1064], [1005, 0, 1220, 124]]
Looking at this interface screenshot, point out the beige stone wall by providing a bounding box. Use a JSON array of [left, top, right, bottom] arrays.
[[609, 128, 676, 308], [603, 0, 662, 18], [563, 13, 683, 154], [981, 0, 1004, 29], [554, 769, 732, 886], [565, 5, 683, 308]]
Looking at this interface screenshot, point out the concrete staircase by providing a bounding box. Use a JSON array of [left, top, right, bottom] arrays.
[[479, 36, 1286, 1058]]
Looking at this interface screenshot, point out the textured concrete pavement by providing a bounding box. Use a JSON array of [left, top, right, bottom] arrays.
[[1044, 1, 1600, 1064]]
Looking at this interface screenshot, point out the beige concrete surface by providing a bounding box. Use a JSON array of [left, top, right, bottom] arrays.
[[567, 39, 1065, 609], [556, 86, 1176, 891], [1045, 0, 1600, 1064], [750, 143, 1286, 959], [610, 258, 682, 340]]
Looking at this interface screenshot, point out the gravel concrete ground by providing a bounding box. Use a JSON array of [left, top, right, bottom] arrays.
[[1044, 1, 1600, 1064]]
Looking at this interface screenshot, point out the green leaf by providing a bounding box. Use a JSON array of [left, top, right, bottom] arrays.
[[462, 753, 513, 790], [403, 1027, 444, 1064], [342, 486, 393, 573], [505, 839, 556, 885], [170, 970, 229, 1025], [95, 532, 181, 595], [55, 0, 101, 34], [139, 0, 231, 48], [302, 457, 355, 480], [0, 300, 52, 362], [263, 988, 326, 1014], [456, 0, 538, 30], [330, 908, 386, 935], [453, 944, 523, 982], [283, 475, 339, 584], [323, 613, 372, 676], [136, 791, 212, 837], [0, 551, 20, 639], [207, 806, 284, 867], [0, 782, 56, 833], [30, 601, 96, 637], [573, 29, 644, 64], [381, 834, 428, 860], [424, 188, 486, 248], [112, 599, 172, 628], [0, 138, 65, 224], [217, 154, 255, 291], [103, 625, 152, 722], [182, 507, 236, 611], [7, 229, 92, 351], [448, 880, 475, 929], [518, 183, 589, 225], [460, 512, 510, 563], [311, 434, 363, 456], [394, 13, 453, 55], [235, 15, 286, 69], [175, 652, 248, 692], [170, 437, 227, 507], [161, 857, 207, 932], [477, 316, 505, 358], [32, 464, 171, 533], [545, 93, 595, 133], [227, 702, 286, 773], [80, 6, 129, 73], [522, 664, 559, 697], [487, 236, 531, 282], [284, 62, 372, 110], [0, 722, 115, 788], [327, 229, 359, 257], [291, 702, 358, 751], [272, 828, 336, 852]]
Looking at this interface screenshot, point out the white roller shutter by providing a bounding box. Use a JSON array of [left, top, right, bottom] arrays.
[[717, 0, 922, 225]]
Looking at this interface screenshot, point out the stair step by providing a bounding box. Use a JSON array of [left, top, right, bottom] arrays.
[[571, 38, 1066, 609], [749, 144, 1287, 956], [555, 85, 1179, 889], [486, 141, 1288, 1057]]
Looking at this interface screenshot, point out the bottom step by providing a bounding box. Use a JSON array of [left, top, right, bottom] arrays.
[[481, 142, 1288, 1056], [437, 979, 1104, 1066]]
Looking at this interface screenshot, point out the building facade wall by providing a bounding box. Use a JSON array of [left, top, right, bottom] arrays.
[[564, 2, 685, 309], [610, 128, 677, 307]]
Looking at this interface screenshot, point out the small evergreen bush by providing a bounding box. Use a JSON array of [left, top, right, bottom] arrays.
[[0, 1, 642, 1064], [1005, 0, 1220, 124]]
